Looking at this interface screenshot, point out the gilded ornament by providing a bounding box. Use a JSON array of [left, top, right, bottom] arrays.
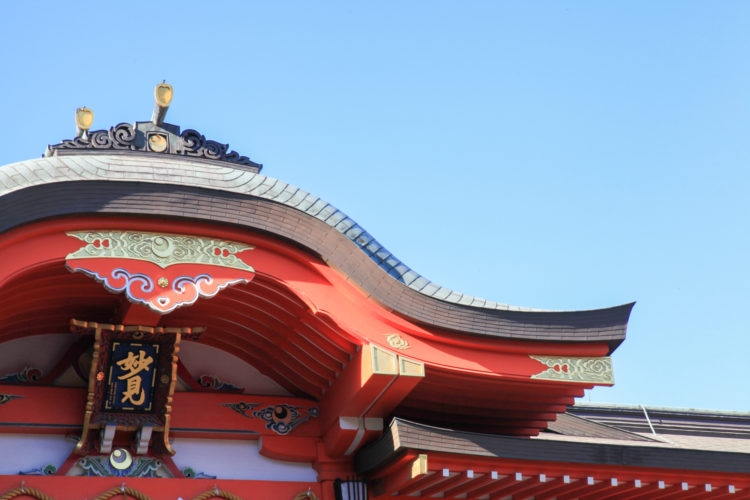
[[66, 231, 255, 271], [385, 334, 410, 350], [148, 134, 168, 152], [109, 448, 133, 470], [530, 355, 614, 384]]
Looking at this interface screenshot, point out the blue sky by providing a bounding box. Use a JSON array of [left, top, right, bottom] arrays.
[[2, 2, 749, 410]]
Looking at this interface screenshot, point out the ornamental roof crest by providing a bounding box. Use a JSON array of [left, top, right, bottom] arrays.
[[44, 82, 262, 172]]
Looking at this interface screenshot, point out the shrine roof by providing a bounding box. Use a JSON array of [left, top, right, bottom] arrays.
[[0, 145, 632, 350], [354, 416, 750, 476], [567, 403, 750, 438]]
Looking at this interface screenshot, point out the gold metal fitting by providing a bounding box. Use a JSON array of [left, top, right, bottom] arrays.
[[154, 82, 173, 108], [75, 107, 94, 132]]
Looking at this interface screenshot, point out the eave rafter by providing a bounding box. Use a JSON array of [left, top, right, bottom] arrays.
[[366, 452, 750, 500]]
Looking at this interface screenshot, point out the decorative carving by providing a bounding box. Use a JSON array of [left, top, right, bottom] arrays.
[[66, 231, 254, 271], [180, 129, 257, 166], [181, 467, 217, 479], [198, 375, 243, 392], [50, 123, 138, 152], [69, 455, 170, 478], [19, 464, 57, 476], [0, 394, 22, 405], [530, 355, 614, 384], [221, 401, 261, 418], [66, 231, 256, 314], [385, 334, 410, 350], [222, 402, 319, 435], [45, 122, 261, 169], [0, 367, 42, 384], [252, 404, 319, 435]]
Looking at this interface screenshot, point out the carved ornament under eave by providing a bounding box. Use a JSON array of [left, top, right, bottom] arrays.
[[222, 402, 319, 435], [45, 121, 262, 171], [529, 355, 614, 385], [65, 231, 256, 314], [385, 334, 411, 350]]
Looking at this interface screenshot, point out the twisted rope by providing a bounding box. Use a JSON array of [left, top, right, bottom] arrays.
[[0, 486, 54, 500], [0, 484, 317, 500], [190, 489, 243, 500], [292, 490, 318, 500], [91, 486, 153, 500]]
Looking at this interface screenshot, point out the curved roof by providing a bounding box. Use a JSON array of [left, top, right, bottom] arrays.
[[0, 152, 633, 350]]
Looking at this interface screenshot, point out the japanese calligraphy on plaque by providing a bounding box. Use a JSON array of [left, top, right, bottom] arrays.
[[70, 319, 204, 456], [105, 343, 159, 412]]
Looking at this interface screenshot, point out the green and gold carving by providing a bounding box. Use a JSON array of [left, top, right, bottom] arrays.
[[66, 231, 254, 271], [530, 355, 614, 384]]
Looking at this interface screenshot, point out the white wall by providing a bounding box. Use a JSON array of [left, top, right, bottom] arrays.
[[171, 438, 317, 481], [0, 333, 77, 380], [179, 341, 291, 395], [0, 434, 75, 474]]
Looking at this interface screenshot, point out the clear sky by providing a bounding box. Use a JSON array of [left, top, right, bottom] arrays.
[[2, 2, 748, 411]]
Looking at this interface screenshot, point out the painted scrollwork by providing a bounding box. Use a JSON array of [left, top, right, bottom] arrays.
[[530, 355, 614, 384], [222, 402, 319, 435], [198, 375, 243, 392], [69, 455, 170, 478], [0, 394, 22, 405], [65, 231, 256, 313], [0, 367, 42, 383], [253, 404, 319, 435], [66, 231, 254, 271]]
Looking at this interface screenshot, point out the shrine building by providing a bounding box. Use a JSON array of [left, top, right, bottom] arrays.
[[0, 84, 748, 500]]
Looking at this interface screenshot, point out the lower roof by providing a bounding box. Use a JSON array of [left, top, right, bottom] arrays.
[[355, 417, 750, 476]]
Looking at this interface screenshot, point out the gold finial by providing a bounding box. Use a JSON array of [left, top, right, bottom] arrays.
[[154, 82, 173, 108], [75, 107, 94, 138], [152, 82, 173, 125]]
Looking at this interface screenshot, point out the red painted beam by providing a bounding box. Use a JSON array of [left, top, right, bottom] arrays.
[[541, 476, 594, 500], [372, 454, 430, 498], [419, 471, 467, 497], [517, 475, 571, 500], [465, 473, 523, 499], [623, 480, 669, 500], [578, 478, 621, 500], [489, 476, 535, 499], [601, 479, 645, 500], [443, 471, 495, 498]]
